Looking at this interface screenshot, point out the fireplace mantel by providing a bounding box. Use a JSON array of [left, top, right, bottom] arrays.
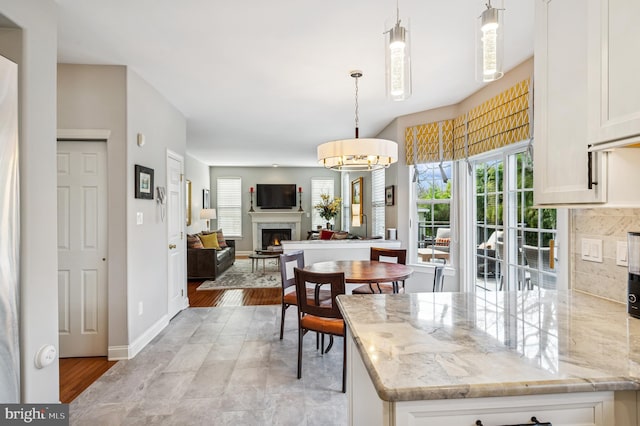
[[249, 211, 304, 251]]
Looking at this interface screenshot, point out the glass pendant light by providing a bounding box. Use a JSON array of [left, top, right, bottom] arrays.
[[477, 0, 504, 82], [385, 0, 411, 101]]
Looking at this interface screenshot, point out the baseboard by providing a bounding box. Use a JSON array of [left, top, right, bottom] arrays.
[[107, 314, 169, 361], [107, 345, 129, 360]]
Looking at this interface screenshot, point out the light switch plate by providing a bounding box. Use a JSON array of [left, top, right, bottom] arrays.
[[136, 212, 143, 225], [581, 238, 603, 263], [617, 241, 629, 266]]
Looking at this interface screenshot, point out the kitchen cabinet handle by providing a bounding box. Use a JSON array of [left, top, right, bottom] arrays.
[[475, 416, 552, 426], [587, 149, 598, 189], [169, 244, 176, 249]]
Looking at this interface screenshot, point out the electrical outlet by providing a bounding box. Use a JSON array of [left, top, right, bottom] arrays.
[[138, 301, 143, 316]]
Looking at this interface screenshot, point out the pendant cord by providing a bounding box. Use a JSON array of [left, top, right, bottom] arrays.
[[354, 74, 359, 138]]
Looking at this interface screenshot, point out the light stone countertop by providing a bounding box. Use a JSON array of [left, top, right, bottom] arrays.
[[336, 290, 640, 402]]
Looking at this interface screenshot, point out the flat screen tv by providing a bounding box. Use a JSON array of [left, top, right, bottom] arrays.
[[256, 184, 297, 209]]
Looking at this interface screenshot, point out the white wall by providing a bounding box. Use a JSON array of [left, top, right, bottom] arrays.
[[0, 0, 59, 402], [126, 68, 186, 341], [58, 64, 187, 358], [185, 154, 211, 235], [57, 64, 129, 351]]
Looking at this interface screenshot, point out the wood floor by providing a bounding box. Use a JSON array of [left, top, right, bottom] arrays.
[[60, 277, 281, 403], [187, 280, 281, 307]]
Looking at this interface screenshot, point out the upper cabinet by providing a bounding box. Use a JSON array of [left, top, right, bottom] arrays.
[[533, 0, 607, 205], [588, 0, 640, 149], [534, 0, 640, 206]]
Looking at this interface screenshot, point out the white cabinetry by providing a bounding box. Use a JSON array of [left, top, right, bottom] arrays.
[[588, 0, 640, 148], [533, 0, 606, 205], [347, 336, 617, 426], [534, 0, 640, 206]]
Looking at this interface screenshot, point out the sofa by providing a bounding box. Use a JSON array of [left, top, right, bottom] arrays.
[[187, 230, 235, 280]]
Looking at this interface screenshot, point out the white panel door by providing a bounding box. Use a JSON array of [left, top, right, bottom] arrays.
[[57, 141, 107, 357], [167, 152, 186, 318]]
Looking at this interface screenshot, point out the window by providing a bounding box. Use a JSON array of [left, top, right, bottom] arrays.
[[475, 157, 503, 289], [474, 148, 557, 296], [371, 169, 385, 238], [216, 177, 242, 237], [311, 178, 335, 229], [413, 161, 453, 265]]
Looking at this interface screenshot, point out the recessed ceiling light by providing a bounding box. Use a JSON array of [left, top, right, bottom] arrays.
[[272, 164, 279, 167]]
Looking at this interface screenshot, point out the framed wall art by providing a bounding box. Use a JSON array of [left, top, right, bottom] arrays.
[[134, 164, 154, 200], [186, 180, 192, 226], [385, 185, 395, 206]]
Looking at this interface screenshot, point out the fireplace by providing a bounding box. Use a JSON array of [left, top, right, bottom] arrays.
[[261, 228, 291, 250], [249, 211, 303, 251]]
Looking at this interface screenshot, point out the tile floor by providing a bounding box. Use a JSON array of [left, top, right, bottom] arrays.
[[70, 306, 347, 425]]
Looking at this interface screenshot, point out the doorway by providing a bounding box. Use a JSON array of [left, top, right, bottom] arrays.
[[57, 140, 108, 357], [166, 151, 187, 318]]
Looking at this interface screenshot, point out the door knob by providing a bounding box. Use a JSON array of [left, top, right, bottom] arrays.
[[169, 244, 176, 249]]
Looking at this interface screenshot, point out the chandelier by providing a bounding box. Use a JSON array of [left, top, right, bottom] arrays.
[[317, 71, 398, 171]]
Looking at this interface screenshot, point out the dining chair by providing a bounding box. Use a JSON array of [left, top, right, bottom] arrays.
[[293, 267, 346, 393], [352, 247, 407, 294], [278, 250, 332, 340]]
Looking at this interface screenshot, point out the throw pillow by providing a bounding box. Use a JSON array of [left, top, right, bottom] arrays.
[[435, 237, 450, 247], [214, 229, 228, 248], [199, 232, 221, 250], [187, 234, 204, 249], [319, 229, 335, 240], [331, 231, 348, 240]]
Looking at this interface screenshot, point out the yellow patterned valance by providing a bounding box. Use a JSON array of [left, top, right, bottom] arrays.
[[405, 120, 454, 165], [465, 79, 530, 156], [407, 78, 531, 163]]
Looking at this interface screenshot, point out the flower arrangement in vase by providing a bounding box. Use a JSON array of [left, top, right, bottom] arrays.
[[314, 193, 341, 229]]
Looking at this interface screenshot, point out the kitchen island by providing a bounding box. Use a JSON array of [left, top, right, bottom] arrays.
[[336, 291, 640, 425]]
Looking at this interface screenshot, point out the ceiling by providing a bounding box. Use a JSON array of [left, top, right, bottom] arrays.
[[56, 0, 534, 168]]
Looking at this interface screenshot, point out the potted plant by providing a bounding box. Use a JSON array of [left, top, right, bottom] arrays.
[[314, 193, 341, 229]]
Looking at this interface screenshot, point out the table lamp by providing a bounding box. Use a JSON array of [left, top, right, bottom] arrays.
[[199, 208, 216, 230]]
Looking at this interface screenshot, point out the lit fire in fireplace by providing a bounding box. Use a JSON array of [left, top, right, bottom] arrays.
[[272, 238, 281, 246]]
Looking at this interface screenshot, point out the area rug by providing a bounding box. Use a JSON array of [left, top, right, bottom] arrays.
[[196, 258, 281, 290]]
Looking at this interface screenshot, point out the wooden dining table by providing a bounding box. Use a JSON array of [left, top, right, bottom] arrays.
[[303, 260, 414, 294]]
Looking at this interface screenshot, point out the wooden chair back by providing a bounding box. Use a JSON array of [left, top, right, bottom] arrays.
[[279, 250, 304, 293], [293, 268, 344, 320], [370, 247, 407, 265]]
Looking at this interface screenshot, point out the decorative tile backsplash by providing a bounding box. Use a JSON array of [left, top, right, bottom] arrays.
[[571, 208, 640, 304]]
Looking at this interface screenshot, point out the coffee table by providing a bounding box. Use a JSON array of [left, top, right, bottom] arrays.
[[248, 252, 281, 273]]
